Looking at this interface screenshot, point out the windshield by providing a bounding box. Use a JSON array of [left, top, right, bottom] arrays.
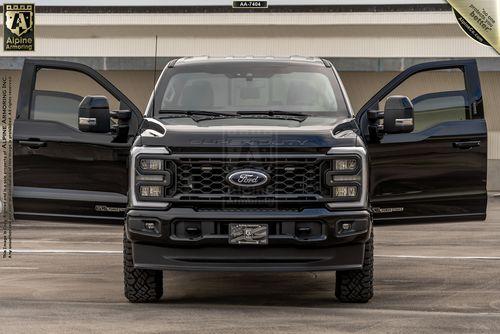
[[149, 62, 349, 117]]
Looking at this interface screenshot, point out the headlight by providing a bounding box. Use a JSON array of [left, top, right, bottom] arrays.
[[326, 147, 367, 209], [135, 155, 173, 201], [334, 158, 358, 172], [140, 158, 163, 171], [130, 146, 171, 208], [334, 185, 358, 198], [139, 185, 163, 197]]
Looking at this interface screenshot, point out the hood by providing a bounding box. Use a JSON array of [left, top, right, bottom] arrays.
[[137, 116, 362, 153]]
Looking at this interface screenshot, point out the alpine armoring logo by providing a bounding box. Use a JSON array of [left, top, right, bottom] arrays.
[[227, 170, 269, 188], [3, 3, 35, 51]]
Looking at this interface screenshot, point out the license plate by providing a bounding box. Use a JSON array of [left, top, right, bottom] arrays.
[[229, 224, 268, 245]]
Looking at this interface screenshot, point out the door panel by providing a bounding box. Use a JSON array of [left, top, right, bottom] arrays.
[[357, 59, 487, 224], [13, 59, 142, 220]]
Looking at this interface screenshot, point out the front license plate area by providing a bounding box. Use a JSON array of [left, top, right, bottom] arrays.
[[229, 224, 268, 245]]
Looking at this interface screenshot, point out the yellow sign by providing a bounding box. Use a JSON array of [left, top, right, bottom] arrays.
[[448, 0, 499, 53]]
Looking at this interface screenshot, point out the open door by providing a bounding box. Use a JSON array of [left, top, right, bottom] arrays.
[[13, 59, 143, 220], [357, 59, 487, 224]]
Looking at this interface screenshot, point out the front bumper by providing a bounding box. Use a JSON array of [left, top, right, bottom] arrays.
[[126, 207, 371, 272]]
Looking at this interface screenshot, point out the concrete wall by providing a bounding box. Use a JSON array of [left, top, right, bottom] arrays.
[[1, 11, 497, 58]]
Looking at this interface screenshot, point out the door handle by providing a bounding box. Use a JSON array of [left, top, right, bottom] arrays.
[[19, 140, 47, 149], [453, 141, 481, 150]]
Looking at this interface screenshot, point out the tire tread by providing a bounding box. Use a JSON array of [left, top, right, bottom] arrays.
[[335, 232, 374, 303], [123, 232, 163, 303]]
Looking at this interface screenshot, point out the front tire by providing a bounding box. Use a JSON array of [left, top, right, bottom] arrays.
[[123, 231, 163, 303], [335, 231, 374, 303]]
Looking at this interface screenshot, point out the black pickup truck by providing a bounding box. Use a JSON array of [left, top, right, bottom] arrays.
[[13, 57, 487, 303]]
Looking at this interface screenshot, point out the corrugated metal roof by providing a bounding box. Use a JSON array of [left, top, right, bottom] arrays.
[[2, 22, 495, 58], [4, 0, 448, 6], [1, 0, 451, 13], [20, 11, 457, 26]]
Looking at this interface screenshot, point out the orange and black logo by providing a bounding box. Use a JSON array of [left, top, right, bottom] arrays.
[[3, 3, 35, 51]]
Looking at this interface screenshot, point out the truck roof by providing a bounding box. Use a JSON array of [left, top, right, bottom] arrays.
[[171, 56, 330, 67]]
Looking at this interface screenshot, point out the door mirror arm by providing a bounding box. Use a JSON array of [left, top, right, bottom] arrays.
[[111, 109, 132, 142], [367, 110, 384, 142]]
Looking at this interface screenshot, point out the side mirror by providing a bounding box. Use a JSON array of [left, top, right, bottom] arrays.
[[78, 96, 110, 133], [383, 96, 414, 134]]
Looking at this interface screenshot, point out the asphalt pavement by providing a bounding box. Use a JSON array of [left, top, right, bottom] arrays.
[[2, 197, 500, 333]]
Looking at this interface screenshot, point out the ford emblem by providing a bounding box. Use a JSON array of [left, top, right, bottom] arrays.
[[227, 170, 269, 188]]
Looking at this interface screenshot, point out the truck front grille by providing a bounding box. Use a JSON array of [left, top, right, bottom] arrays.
[[174, 156, 330, 198]]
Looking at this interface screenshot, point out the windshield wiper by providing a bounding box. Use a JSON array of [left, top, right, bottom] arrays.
[[159, 110, 234, 118], [158, 109, 309, 122], [236, 110, 309, 121], [158, 110, 237, 122]]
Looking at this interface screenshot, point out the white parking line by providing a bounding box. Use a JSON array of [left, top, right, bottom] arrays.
[[9, 249, 121, 254], [376, 255, 500, 260], [14, 240, 121, 244], [0, 267, 39, 270], [6, 250, 500, 259]]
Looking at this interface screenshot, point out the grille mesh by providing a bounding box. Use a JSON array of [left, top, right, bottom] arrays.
[[175, 157, 329, 197]]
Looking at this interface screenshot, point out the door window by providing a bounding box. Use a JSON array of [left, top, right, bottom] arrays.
[[31, 68, 120, 129], [32, 90, 82, 128], [379, 69, 469, 132], [412, 91, 467, 132]]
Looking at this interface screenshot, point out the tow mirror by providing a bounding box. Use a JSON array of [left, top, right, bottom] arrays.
[[78, 95, 111, 133], [383, 95, 414, 134]]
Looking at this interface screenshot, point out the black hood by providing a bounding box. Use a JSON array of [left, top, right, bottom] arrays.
[[137, 116, 361, 153]]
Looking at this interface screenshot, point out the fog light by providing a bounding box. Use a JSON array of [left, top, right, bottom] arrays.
[[144, 221, 157, 230], [342, 223, 352, 231], [335, 159, 358, 171], [336, 219, 370, 237], [140, 159, 163, 171], [140, 185, 163, 197], [334, 185, 358, 197], [186, 224, 201, 237]]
